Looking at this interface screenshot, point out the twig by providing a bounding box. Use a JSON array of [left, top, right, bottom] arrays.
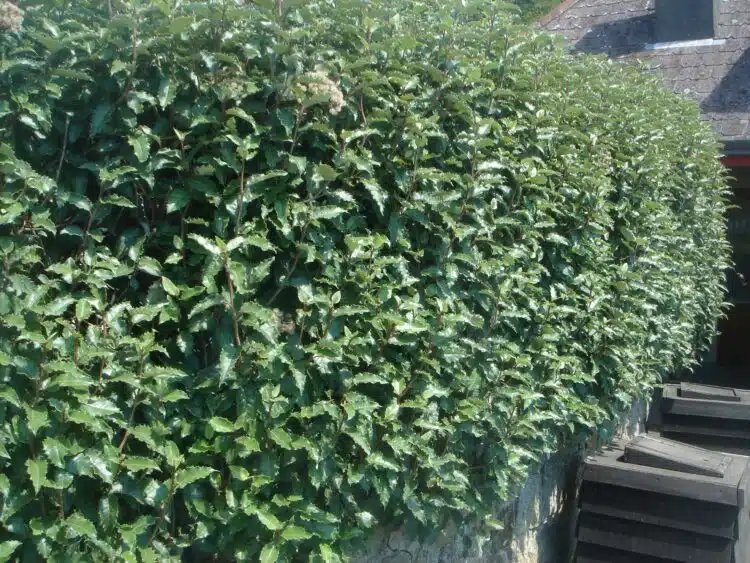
[[148, 473, 176, 547], [235, 161, 246, 235], [55, 115, 70, 182], [266, 222, 309, 307]]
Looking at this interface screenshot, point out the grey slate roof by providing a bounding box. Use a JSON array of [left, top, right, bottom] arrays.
[[539, 0, 750, 141]]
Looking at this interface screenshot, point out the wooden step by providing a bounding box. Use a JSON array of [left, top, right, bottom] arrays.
[[577, 512, 733, 563], [579, 481, 737, 539], [680, 382, 740, 402], [623, 435, 731, 478]]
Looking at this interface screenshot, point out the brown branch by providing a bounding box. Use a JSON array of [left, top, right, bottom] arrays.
[[235, 161, 246, 235]]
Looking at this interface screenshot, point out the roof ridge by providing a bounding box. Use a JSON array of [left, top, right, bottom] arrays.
[[536, 0, 584, 28]]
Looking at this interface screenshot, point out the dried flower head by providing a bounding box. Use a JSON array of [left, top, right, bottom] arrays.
[[0, 1, 23, 33], [301, 70, 345, 115]]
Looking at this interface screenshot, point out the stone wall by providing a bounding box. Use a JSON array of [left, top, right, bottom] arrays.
[[353, 401, 648, 563]]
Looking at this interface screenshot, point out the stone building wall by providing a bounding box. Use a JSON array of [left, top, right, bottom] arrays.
[[353, 401, 648, 563]]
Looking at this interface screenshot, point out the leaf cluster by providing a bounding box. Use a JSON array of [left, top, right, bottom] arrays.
[[0, 0, 730, 561]]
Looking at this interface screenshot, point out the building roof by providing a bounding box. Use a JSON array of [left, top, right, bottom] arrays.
[[539, 0, 750, 142]]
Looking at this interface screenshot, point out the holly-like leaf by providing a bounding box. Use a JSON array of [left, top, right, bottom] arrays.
[[67, 512, 97, 537], [0, 541, 21, 562], [259, 544, 279, 563], [162, 276, 181, 297], [175, 467, 215, 489], [128, 133, 150, 163], [282, 525, 312, 541], [122, 456, 161, 472], [26, 459, 48, 494], [208, 417, 235, 433]]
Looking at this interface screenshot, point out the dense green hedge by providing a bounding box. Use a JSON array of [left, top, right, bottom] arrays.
[[0, 0, 730, 561]]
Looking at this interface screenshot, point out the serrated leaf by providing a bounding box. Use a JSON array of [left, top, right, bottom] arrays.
[[254, 507, 282, 530], [188, 234, 221, 255], [174, 466, 214, 489], [319, 544, 339, 563], [259, 544, 279, 563], [157, 76, 177, 108], [167, 189, 189, 213], [101, 195, 137, 208], [43, 437, 68, 468], [26, 459, 48, 494], [0, 387, 21, 408], [312, 206, 346, 220], [128, 134, 150, 163], [0, 541, 21, 562], [268, 427, 294, 450], [24, 405, 48, 435], [236, 436, 261, 454], [315, 164, 338, 182], [67, 512, 97, 537], [281, 525, 312, 541], [208, 417, 235, 433], [86, 399, 121, 417], [162, 276, 180, 297], [162, 390, 188, 402], [90, 103, 111, 137], [122, 456, 161, 472]]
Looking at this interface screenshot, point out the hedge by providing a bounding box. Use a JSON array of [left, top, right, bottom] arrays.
[[0, 0, 730, 561]]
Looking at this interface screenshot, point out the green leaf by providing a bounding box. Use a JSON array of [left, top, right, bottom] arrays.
[[167, 189, 189, 213], [208, 417, 235, 433], [259, 544, 279, 563], [86, 399, 121, 417], [0, 541, 21, 562], [24, 405, 48, 435], [128, 134, 150, 163], [162, 276, 181, 297], [315, 164, 338, 182], [281, 525, 312, 541], [188, 234, 221, 255], [169, 16, 194, 34], [101, 195, 137, 208], [122, 456, 161, 472], [255, 507, 282, 531], [164, 441, 183, 468], [43, 437, 68, 467], [268, 427, 294, 450], [312, 206, 346, 220], [26, 458, 48, 494], [162, 390, 188, 402], [0, 387, 20, 408], [319, 544, 339, 563], [236, 436, 261, 454], [67, 512, 97, 537], [90, 103, 111, 137], [158, 76, 177, 108], [174, 466, 215, 489]]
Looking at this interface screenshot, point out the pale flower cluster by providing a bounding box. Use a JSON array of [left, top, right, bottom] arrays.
[[302, 70, 345, 115], [0, 1, 22, 33]]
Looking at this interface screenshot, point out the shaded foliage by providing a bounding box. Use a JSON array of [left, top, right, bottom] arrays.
[[513, 0, 561, 23], [0, 0, 730, 561]]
